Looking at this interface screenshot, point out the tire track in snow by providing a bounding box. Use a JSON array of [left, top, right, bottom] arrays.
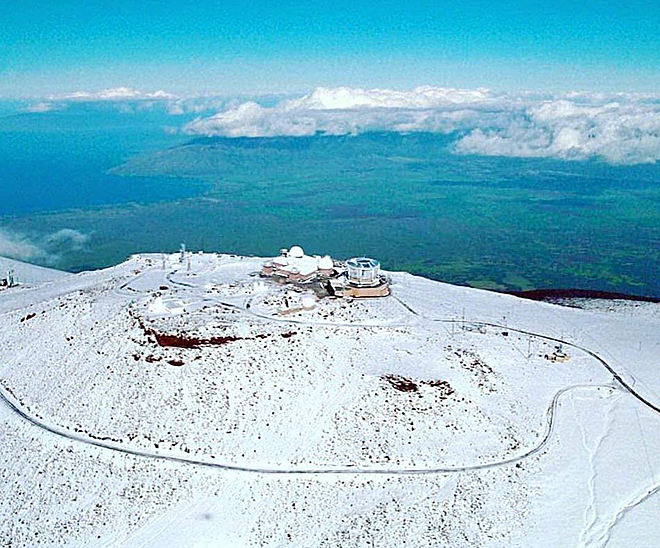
[[598, 483, 660, 548]]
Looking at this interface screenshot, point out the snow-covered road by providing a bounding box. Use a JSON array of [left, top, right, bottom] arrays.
[[2, 261, 657, 475], [0, 364, 616, 475], [3, 254, 660, 546]]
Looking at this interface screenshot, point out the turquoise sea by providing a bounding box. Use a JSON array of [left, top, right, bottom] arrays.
[[2, 103, 660, 296]]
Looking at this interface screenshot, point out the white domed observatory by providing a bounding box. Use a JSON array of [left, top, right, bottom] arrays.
[[317, 255, 334, 275], [260, 246, 388, 298], [288, 245, 305, 259], [260, 245, 334, 284]]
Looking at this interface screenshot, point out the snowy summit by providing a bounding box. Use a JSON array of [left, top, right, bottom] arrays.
[[1, 251, 659, 547]]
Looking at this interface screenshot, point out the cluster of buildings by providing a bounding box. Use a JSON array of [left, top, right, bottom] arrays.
[[260, 245, 390, 298]]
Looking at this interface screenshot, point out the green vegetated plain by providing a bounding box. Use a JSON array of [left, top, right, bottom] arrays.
[[3, 130, 660, 296]]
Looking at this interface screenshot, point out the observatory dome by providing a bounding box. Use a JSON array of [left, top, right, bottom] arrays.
[[289, 245, 304, 258], [317, 255, 333, 270]]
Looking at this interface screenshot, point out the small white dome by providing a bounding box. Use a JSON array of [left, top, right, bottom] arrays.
[[289, 245, 304, 258], [301, 296, 316, 310], [317, 255, 333, 270]]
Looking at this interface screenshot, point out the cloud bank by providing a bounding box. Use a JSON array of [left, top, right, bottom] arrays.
[[57, 87, 178, 101], [29, 87, 238, 117], [183, 86, 660, 164]]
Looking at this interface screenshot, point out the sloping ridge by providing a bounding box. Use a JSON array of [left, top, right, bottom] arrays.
[[0, 256, 71, 285]]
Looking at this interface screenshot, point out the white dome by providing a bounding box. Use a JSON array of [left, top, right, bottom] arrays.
[[317, 255, 333, 270], [289, 245, 304, 258], [301, 296, 316, 310]]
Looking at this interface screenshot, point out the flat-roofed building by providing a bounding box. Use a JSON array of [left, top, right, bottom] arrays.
[[261, 246, 335, 283]]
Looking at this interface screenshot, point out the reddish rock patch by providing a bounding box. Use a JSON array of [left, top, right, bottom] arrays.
[[383, 375, 455, 397], [384, 375, 419, 392], [131, 310, 297, 349], [424, 379, 455, 397], [151, 332, 277, 348]]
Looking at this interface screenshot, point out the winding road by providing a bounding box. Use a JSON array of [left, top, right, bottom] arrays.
[[1, 262, 658, 476]]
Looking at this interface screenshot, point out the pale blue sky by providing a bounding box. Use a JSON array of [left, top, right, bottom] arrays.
[[2, 0, 659, 97]]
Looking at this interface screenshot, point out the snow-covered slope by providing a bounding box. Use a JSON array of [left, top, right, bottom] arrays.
[[1, 253, 659, 547], [0, 256, 70, 285]]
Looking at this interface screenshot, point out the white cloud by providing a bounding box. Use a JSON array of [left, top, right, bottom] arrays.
[[44, 229, 90, 250], [37, 88, 229, 118], [184, 86, 506, 138], [24, 101, 58, 113], [145, 90, 176, 99], [454, 98, 660, 164], [183, 86, 660, 165], [0, 228, 91, 265], [56, 87, 178, 101], [65, 91, 93, 99], [97, 87, 142, 99], [0, 229, 47, 262]]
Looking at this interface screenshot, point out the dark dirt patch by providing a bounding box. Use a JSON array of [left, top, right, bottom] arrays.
[[167, 359, 184, 366], [130, 310, 297, 349], [20, 313, 37, 322], [383, 375, 455, 397], [424, 379, 455, 397], [149, 331, 282, 348], [383, 375, 419, 392]]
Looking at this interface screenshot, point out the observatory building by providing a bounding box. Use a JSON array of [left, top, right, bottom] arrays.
[[347, 257, 381, 287], [336, 257, 390, 298], [261, 246, 390, 298], [261, 245, 335, 283]]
